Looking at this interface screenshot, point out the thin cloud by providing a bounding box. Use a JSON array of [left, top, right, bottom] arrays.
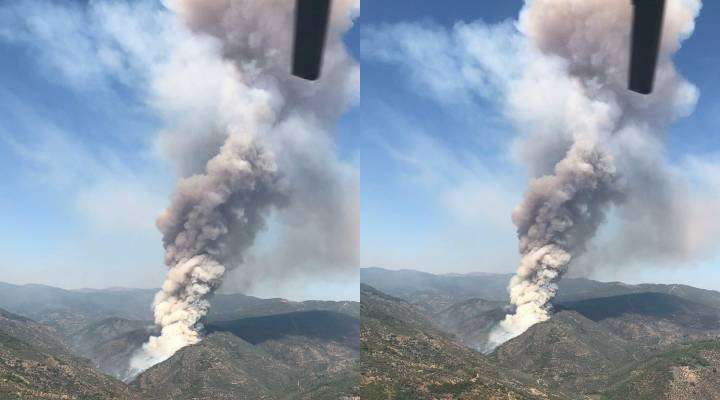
[[0, 108, 168, 236]]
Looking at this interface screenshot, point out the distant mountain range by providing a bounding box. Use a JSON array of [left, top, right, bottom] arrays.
[[360, 267, 720, 399], [361, 267, 720, 308], [0, 281, 360, 399], [0, 281, 359, 332]]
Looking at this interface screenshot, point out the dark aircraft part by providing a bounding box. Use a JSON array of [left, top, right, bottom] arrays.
[[629, 0, 666, 94], [292, 0, 332, 81]]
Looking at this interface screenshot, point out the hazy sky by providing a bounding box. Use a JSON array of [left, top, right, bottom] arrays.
[[0, 0, 360, 301], [359, 0, 720, 291]]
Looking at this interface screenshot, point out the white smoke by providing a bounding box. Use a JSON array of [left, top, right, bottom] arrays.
[[486, 0, 701, 348], [130, 0, 359, 373]]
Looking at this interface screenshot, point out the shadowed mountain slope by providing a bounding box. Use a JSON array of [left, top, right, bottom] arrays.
[[557, 292, 720, 327], [207, 310, 359, 346], [556, 293, 720, 346]]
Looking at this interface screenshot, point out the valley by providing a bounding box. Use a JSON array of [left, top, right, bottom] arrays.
[[0, 282, 359, 400], [360, 268, 720, 399]]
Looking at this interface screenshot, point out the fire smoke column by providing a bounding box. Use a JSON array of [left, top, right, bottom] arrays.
[[488, 134, 621, 346], [488, 0, 701, 348], [130, 0, 359, 373], [130, 136, 285, 373]]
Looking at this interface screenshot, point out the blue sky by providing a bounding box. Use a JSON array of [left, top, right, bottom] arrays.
[[359, 0, 720, 290], [0, 1, 173, 290], [359, 0, 526, 273]]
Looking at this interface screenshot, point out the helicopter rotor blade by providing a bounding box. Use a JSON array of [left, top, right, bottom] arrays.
[[292, 0, 332, 81], [628, 0, 666, 94]]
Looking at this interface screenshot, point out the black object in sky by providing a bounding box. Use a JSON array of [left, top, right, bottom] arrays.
[[292, 0, 332, 81], [629, 0, 666, 94]]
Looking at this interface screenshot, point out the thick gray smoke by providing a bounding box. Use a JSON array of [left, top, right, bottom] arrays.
[[130, 138, 285, 372], [491, 138, 622, 344], [131, 0, 359, 372], [158, 0, 360, 292], [487, 0, 701, 347]]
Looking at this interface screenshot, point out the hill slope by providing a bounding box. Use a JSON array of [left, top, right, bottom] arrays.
[[0, 308, 136, 400], [603, 340, 720, 400], [132, 332, 293, 400], [360, 284, 562, 399], [132, 328, 359, 400], [491, 311, 633, 396]]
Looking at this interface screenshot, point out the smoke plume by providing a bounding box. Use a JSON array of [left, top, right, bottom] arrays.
[[488, 0, 701, 348], [130, 0, 359, 373]]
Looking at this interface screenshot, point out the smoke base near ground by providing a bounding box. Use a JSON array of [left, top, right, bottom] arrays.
[[129, 0, 360, 373]]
